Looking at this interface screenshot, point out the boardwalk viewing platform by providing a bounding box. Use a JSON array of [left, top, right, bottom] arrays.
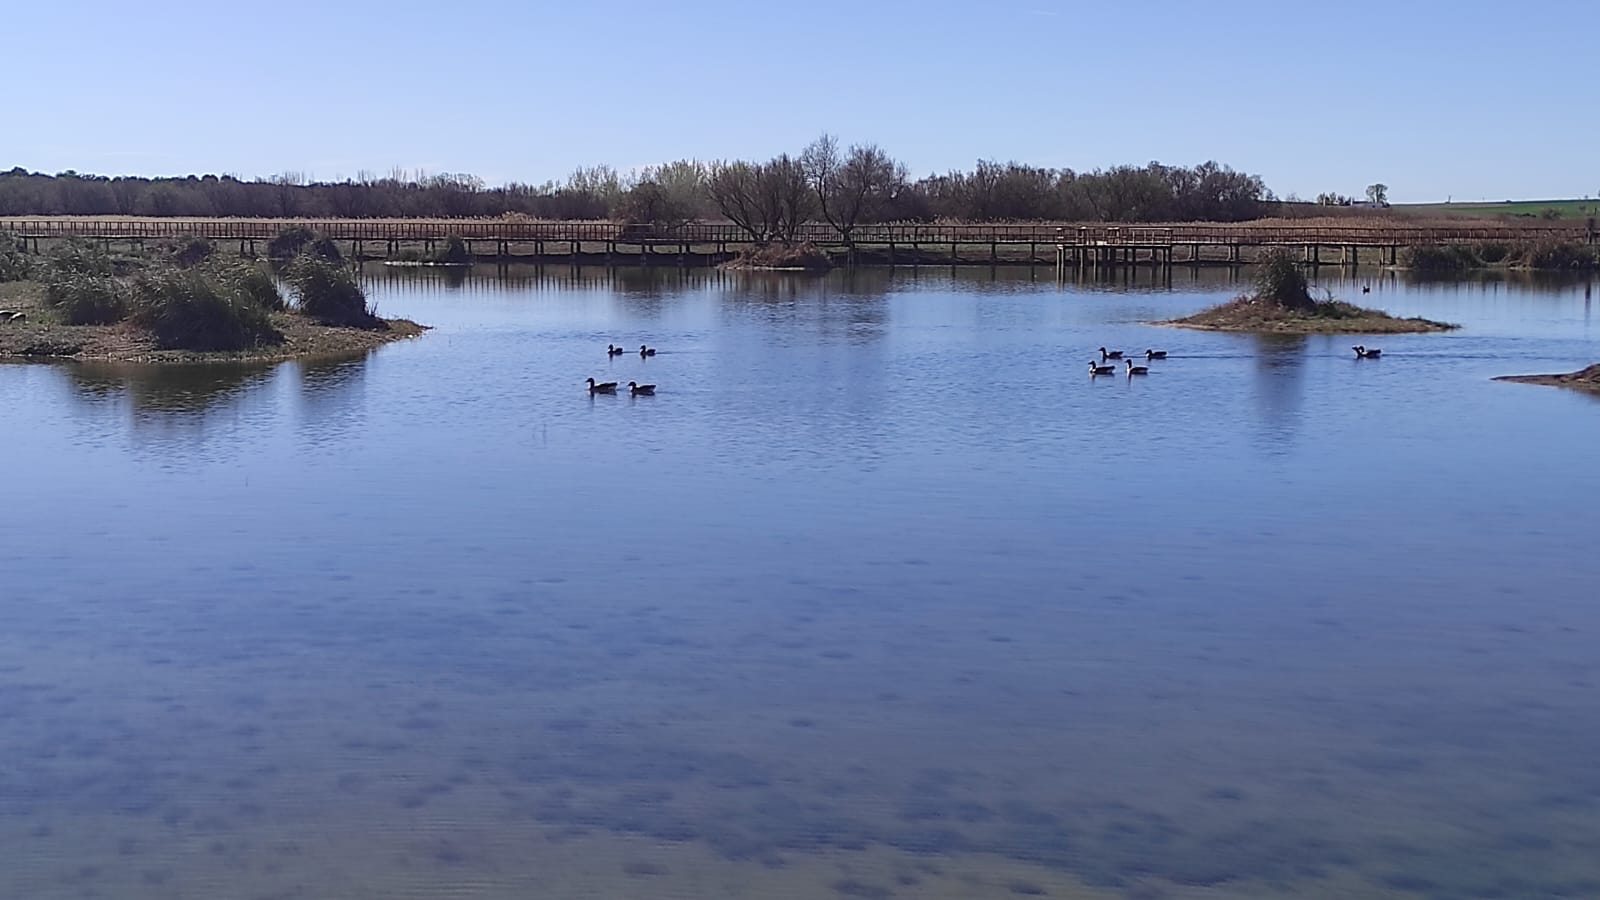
[[3, 218, 1594, 267]]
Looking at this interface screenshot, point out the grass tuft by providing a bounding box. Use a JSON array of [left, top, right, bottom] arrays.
[[42, 274, 130, 325], [0, 233, 31, 282], [284, 257, 380, 327], [129, 268, 283, 351]]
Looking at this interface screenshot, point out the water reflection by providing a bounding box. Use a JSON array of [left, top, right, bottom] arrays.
[[5, 266, 1600, 900], [1248, 334, 1308, 451], [53, 354, 378, 454], [293, 354, 370, 443], [64, 360, 275, 415]]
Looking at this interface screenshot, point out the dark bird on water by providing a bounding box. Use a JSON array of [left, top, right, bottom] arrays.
[[628, 381, 656, 395], [587, 377, 619, 393]]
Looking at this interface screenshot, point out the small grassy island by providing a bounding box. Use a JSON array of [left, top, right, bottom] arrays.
[[0, 233, 425, 363], [1494, 364, 1600, 394], [720, 242, 834, 271], [1167, 251, 1458, 334]]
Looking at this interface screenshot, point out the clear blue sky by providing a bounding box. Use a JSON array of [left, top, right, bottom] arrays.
[[8, 0, 1596, 203]]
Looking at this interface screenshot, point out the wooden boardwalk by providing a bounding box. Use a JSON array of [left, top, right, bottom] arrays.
[[4, 218, 1593, 267]]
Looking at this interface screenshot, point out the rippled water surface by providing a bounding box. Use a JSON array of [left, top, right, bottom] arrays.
[[3, 266, 1600, 900]]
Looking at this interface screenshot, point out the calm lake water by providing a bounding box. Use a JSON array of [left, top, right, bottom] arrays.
[[3, 265, 1599, 900]]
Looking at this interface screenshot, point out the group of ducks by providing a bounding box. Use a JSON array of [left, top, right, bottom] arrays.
[[588, 344, 661, 395], [1089, 347, 1168, 377], [608, 344, 657, 358], [1089, 343, 1385, 377], [592, 339, 1383, 393]]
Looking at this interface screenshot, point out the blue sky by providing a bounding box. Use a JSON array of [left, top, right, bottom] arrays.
[[7, 0, 1595, 202]]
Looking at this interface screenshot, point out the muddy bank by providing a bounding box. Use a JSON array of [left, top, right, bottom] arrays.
[[1494, 364, 1600, 393]]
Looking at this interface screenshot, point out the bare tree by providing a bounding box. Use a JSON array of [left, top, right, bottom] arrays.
[[707, 156, 814, 243], [1366, 183, 1389, 206], [762, 154, 814, 244], [706, 160, 771, 241], [802, 135, 906, 244]]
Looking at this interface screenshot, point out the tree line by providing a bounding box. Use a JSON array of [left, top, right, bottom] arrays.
[[1, 138, 1278, 240]]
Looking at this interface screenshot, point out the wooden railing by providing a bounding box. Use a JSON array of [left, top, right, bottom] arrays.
[[0, 218, 1588, 246]]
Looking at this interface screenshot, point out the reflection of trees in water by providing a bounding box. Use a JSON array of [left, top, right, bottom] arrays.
[[292, 353, 371, 444], [60, 360, 283, 450], [64, 360, 277, 415], [1249, 334, 1307, 452], [715, 272, 889, 344], [59, 352, 376, 447]]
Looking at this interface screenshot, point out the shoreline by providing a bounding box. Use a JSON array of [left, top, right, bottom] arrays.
[[1493, 364, 1600, 393]]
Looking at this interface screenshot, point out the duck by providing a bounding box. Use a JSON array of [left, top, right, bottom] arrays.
[[1125, 360, 1150, 375], [1098, 347, 1124, 360], [586, 377, 619, 393], [606, 344, 625, 356], [1353, 345, 1382, 359], [1144, 349, 1168, 360], [1089, 360, 1118, 376], [1362, 285, 1372, 294], [628, 381, 656, 395], [639, 345, 657, 357]]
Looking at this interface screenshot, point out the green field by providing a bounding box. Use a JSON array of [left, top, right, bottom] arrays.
[[1398, 198, 1600, 221]]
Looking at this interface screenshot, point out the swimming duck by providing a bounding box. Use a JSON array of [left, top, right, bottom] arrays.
[[586, 377, 619, 393], [1362, 285, 1372, 294], [639, 345, 657, 357], [607, 344, 625, 356], [1089, 360, 1118, 376], [1098, 347, 1124, 360], [1144, 349, 1168, 360], [1353, 345, 1382, 359], [1125, 360, 1150, 375], [628, 381, 655, 395]]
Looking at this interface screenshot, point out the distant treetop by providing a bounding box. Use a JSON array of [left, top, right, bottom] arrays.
[[0, 144, 1278, 226]]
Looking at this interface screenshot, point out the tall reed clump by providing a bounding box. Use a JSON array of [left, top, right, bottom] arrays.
[[284, 257, 380, 327], [213, 262, 285, 311], [1403, 244, 1480, 274], [162, 234, 215, 267], [1252, 249, 1315, 310], [429, 234, 472, 264], [1525, 240, 1600, 271], [129, 268, 283, 351], [43, 275, 130, 324], [268, 226, 342, 263], [39, 240, 129, 324], [0, 233, 31, 282]]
